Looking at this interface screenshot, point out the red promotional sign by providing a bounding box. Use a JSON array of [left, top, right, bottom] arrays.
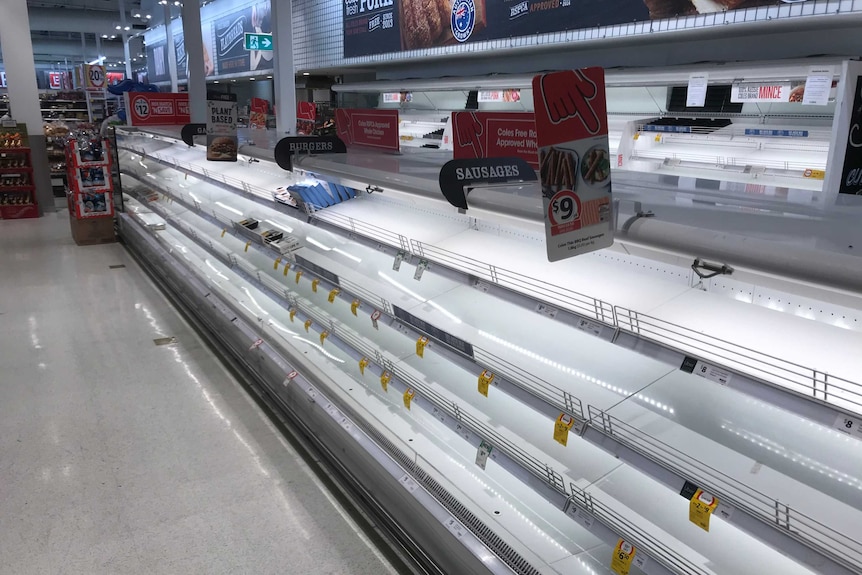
[[125, 92, 191, 126], [335, 108, 399, 152], [452, 112, 538, 168], [297, 101, 316, 122], [532, 68, 613, 261]]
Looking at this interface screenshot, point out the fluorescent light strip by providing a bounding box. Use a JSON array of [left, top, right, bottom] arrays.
[[306, 236, 331, 251], [478, 329, 674, 414], [242, 286, 270, 316], [377, 272, 461, 324], [264, 219, 294, 234], [215, 201, 243, 216], [333, 248, 362, 264], [205, 259, 230, 280], [292, 336, 345, 363]]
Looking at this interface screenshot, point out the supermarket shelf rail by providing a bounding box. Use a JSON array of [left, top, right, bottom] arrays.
[[121, 191, 693, 575], [117, 144, 862, 432], [124, 176, 862, 575]]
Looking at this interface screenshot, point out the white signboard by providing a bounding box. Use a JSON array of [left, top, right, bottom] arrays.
[[206, 91, 238, 162], [802, 67, 834, 106], [687, 74, 709, 108]]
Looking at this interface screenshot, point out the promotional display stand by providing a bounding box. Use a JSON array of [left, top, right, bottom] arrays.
[[0, 126, 38, 220], [65, 137, 115, 245]]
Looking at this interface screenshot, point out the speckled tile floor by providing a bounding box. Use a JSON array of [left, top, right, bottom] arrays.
[[0, 211, 400, 575]]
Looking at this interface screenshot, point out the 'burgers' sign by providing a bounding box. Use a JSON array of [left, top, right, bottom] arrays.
[[206, 91, 238, 162]]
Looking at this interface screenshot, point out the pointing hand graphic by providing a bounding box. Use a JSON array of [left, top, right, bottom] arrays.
[[540, 70, 601, 134]]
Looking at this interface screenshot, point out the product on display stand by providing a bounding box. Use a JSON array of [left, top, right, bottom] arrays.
[[0, 125, 38, 220], [65, 135, 116, 244]]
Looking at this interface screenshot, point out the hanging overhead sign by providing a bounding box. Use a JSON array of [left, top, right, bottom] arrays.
[[125, 92, 191, 126], [730, 82, 804, 103], [343, 0, 812, 58], [335, 108, 400, 152], [451, 112, 538, 169], [244, 32, 273, 51], [532, 68, 613, 262]]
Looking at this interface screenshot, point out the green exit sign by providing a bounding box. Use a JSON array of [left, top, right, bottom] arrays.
[[244, 33, 273, 51]]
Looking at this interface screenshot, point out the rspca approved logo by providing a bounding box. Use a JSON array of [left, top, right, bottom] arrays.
[[451, 0, 476, 43]]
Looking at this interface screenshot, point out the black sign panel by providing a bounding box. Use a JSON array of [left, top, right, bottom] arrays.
[[295, 255, 340, 286], [344, 1, 810, 59], [174, 31, 188, 80], [393, 305, 474, 358], [181, 123, 207, 146], [274, 136, 348, 171], [680, 356, 698, 374], [680, 480, 699, 501], [840, 76, 862, 195], [146, 40, 170, 83], [215, 9, 251, 75], [439, 157, 536, 210]]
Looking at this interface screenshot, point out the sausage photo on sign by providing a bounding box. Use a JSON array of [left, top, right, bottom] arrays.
[[643, 0, 802, 18]]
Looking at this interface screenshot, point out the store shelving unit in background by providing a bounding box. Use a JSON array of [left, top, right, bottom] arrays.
[[0, 126, 38, 220], [39, 91, 89, 122]]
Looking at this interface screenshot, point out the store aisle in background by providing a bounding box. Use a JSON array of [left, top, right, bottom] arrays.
[[0, 211, 402, 575]]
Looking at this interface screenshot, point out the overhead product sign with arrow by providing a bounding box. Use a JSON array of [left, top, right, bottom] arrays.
[[532, 67, 613, 262], [244, 33, 273, 51]]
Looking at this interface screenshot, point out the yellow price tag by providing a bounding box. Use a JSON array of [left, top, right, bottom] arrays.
[[311, 278, 321, 293], [478, 370, 495, 397], [553, 413, 575, 446], [403, 388, 415, 409], [351, 299, 361, 316], [273, 257, 282, 270], [610, 539, 636, 575], [303, 319, 313, 333], [295, 270, 303, 284], [633, 132, 640, 141], [319, 331, 329, 345], [359, 357, 369, 375], [654, 134, 661, 142], [221, 228, 226, 237], [689, 489, 718, 532], [289, 308, 297, 323], [328, 288, 341, 303], [380, 371, 391, 392], [803, 168, 826, 180], [244, 241, 251, 252], [416, 336, 429, 358], [283, 262, 291, 276]]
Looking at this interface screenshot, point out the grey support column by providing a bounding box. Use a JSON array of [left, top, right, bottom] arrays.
[[0, 0, 54, 214], [182, 0, 207, 123], [164, 3, 179, 93], [119, 0, 132, 78], [271, 0, 296, 137]]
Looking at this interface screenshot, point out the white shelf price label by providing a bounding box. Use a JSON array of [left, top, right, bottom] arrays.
[[475, 440, 493, 470], [576, 318, 603, 337], [248, 338, 264, 351], [443, 516, 468, 539], [398, 474, 419, 493], [566, 504, 595, 529], [681, 356, 732, 386], [472, 279, 490, 293], [371, 310, 381, 330], [834, 413, 862, 440], [282, 370, 298, 386], [536, 302, 558, 319]]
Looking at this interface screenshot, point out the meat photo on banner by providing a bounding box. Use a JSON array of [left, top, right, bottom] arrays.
[[532, 68, 613, 262], [343, 0, 810, 57]]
